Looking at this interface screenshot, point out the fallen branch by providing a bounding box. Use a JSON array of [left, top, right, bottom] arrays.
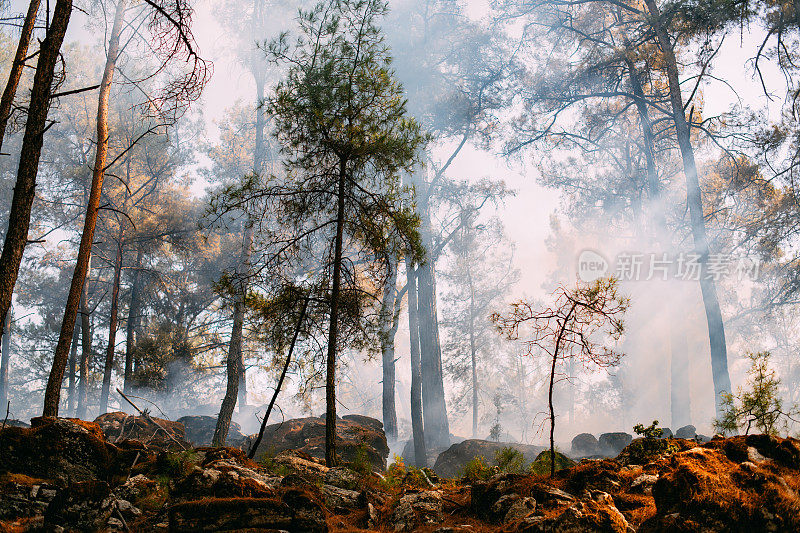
[[116, 388, 186, 450]]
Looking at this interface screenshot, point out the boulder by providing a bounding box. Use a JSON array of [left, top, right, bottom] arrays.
[[177, 415, 246, 447], [245, 415, 389, 471], [570, 433, 600, 458], [432, 439, 546, 478], [94, 412, 187, 447], [598, 432, 632, 457], [0, 417, 114, 484], [674, 425, 696, 439], [391, 490, 443, 531]]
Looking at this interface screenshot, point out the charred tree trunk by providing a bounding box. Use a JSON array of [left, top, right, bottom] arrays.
[[77, 263, 91, 419], [644, 0, 731, 417], [406, 256, 427, 467], [99, 242, 123, 413], [0, 0, 42, 153], [380, 257, 399, 442], [67, 324, 78, 415], [325, 158, 348, 467], [0, 0, 73, 353], [0, 306, 11, 409], [123, 248, 142, 393], [44, 0, 127, 416]]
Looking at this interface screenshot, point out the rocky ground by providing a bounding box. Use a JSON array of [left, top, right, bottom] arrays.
[[0, 414, 798, 532]]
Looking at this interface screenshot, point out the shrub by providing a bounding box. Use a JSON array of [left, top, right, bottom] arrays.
[[714, 351, 799, 436], [384, 455, 429, 489], [348, 441, 373, 476], [463, 455, 493, 481], [495, 447, 525, 474], [529, 449, 575, 475], [626, 420, 677, 464]]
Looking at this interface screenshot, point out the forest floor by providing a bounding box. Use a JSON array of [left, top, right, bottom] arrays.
[[0, 416, 798, 532]]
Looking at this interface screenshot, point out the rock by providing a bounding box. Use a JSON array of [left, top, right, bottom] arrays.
[[432, 439, 546, 478], [598, 432, 633, 457], [639, 438, 800, 532], [504, 496, 537, 524], [674, 425, 696, 439], [391, 490, 443, 531], [174, 447, 278, 499], [177, 415, 246, 447], [272, 449, 329, 479], [629, 473, 658, 495], [571, 433, 600, 457], [491, 493, 521, 519], [44, 480, 115, 531], [658, 427, 673, 439], [696, 434, 711, 443], [322, 484, 361, 511], [324, 466, 359, 490], [0, 474, 59, 520], [114, 474, 158, 502], [94, 412, 187, 448], [470, 473, 531, 521], [115, 498, 141, 518], [518, 499, 628, 533], [0, 417, 115, 484], [169, 488, 327, 532], [246, 415, 389, 471]]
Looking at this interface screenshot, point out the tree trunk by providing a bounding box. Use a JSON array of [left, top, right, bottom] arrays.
[[77, 262, 91, 419], [99, 242, 123, 413], [468, 273, 478, 439], [213, 287, 246, 447], [644, 0, 731, 417], [0, 0, 72, 352], [67, 324, 78, 415], [0, 306, 11, 409], [416, 259, 450, 449], [0, 0, 42, 153], [43, 0, 127, 416], [324, 158, 347, 467], [123, 248, 142, 393], [406, 256, 427, 468], [380, 257, 398, 442]]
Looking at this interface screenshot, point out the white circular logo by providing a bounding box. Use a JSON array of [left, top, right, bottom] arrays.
[[577, 249, 609, 282]]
